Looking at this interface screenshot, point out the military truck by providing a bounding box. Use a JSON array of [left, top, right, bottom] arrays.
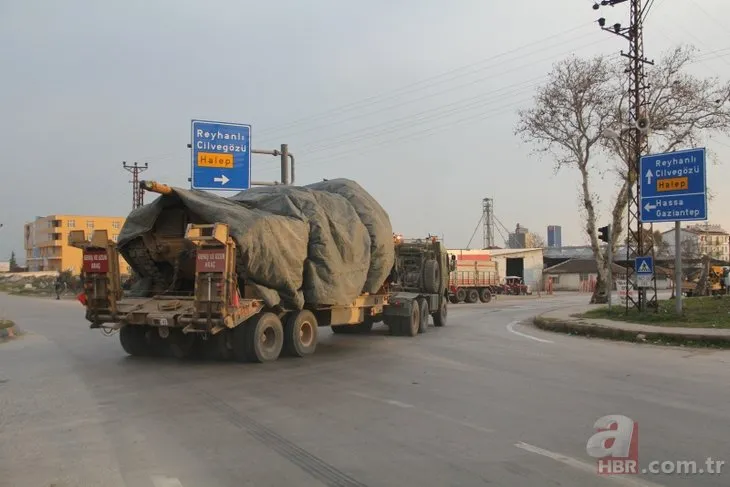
[[70, 185, 451, 363]]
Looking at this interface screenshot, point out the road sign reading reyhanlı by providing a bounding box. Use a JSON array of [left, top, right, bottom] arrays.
[[639, 148, 706, 223], [635, 256, 654, 288], [191, 120, 251, 191]]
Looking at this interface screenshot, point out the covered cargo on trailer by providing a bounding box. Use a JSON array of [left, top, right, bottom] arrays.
[[116, 178, 395, 310]]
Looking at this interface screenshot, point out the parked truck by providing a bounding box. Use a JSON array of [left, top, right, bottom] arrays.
[[70, 181, 452, 363], [447, 253, 499, 304]]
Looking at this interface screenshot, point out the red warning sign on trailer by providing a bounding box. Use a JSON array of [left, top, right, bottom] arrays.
[[83, 251, 109, 273], [196, 248, 226, 273]]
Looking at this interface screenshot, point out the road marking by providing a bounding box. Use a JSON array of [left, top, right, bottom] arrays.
[[506, 321, 554, 344], [151, 475, 184, 487], [348, 391, 493, 434], [514, 442, 666, 487]]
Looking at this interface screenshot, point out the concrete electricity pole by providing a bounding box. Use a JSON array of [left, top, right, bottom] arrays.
[[123, 161, 149, 209], [593, 0, 658, 312]]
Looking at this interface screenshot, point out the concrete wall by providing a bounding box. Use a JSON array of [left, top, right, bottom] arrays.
[[546, 272, 673, 291]]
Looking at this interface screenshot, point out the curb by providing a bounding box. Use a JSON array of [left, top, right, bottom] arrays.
[[532, 316, 730, 349]]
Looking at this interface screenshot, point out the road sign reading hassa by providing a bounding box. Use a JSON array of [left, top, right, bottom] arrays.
[[190, 120, 251, 191], [639, 148, 707, 223]]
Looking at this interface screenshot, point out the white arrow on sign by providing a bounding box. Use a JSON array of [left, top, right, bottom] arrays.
[[644, 202, 656, 212], [645, 169, 653, 185], [213, 175, 230, 185]]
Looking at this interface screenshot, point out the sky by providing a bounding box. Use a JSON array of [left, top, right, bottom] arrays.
[[1, 0, 730, 262]]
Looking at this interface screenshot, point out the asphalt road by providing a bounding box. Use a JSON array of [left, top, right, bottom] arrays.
[[1, 292, 728, 487]]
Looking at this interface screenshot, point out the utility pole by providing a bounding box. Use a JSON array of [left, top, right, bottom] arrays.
[[482, 198, 495, 249], [123, 161, 149, 209], [593, 0, 656, 312]]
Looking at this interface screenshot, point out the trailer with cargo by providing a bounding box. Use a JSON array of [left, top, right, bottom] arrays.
[[71, 179, 452, 362], [447, 252, 500, 304]]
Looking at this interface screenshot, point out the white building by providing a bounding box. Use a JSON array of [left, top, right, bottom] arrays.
[[661, 224, 730, 262]]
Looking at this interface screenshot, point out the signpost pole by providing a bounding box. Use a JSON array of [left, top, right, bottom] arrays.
[[607, 225, 613, 311], [675, 220, 682, 314], [280, 144, 290, 185]]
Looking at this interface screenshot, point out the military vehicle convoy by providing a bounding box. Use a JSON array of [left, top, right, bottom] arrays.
[[71, 180, 452, 363]]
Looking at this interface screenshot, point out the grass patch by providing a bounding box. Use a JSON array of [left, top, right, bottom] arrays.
[[581, 296, 730, 328]]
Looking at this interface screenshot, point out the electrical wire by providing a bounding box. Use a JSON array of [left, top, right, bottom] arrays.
[[253, 22, 597, 137], [254, 42, 617, 168]]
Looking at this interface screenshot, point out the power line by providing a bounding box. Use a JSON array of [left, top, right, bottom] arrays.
[[122, 161, 149, 209], [254, 23, 596, 138], [257, 32, 607, 147]]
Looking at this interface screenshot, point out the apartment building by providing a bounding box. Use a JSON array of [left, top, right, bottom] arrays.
[[24, 214, 130, 274], [661, 224, 730, 262]]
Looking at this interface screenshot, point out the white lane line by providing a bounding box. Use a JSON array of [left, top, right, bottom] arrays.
[[514, 442, 666, 487], [347, 391, 494, 434], [506, 321, 554, 344], [151, 475, 184, 487]]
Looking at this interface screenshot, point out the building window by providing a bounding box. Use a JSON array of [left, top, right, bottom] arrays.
[[112, 221, 121, 230], [550, 275, 560, 285], [579, 273, 590, 281], [86, 220, 94, 229], [112, 234, 119, 242], [67, 220, 76, 228]]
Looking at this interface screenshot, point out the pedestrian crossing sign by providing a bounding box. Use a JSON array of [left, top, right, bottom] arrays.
[[635, 256, 653, 275]]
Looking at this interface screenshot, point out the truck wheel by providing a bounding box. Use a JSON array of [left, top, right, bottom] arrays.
[[479, 288, 492, 303], [119, 325, 150, 356], [243, 312, 284, 363], [465, 288, 479, 303], [432, 299, 447, 327], [168, 329, 198, 360], [455, 288, 466, 303], [205, 330, 233, 361], [403, 300, 420, 337], [448, 294, 460, 304], [418, 298, 429, 333], [423, 260, 440, 294], [284, 310, 318, 357]]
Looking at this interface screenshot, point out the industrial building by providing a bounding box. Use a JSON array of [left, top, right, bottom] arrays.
[[448, 247, 544, 289], [24, 214, 130, 274]]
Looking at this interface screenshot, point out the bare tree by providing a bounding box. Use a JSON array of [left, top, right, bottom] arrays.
[[516, 45, 730, 303], [527, 232, 546, 248]]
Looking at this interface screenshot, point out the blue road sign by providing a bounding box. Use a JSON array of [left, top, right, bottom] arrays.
[[635, 256, 653, 275], [635, 256, 654, 288], [191, 120, 251, 191], [639, 147, 707, 223]]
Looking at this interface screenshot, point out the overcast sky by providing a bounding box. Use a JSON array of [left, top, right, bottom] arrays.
[[2, 0, 729, 262]]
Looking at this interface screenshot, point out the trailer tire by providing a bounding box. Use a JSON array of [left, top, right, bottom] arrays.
[[465, 288, 479, 303], [418, 298, 429, 333], [119, 325, 150, 356], [168, 329, 199, 360], [205, 330, 233, 361], [423, 260, 440, 294], [433, 299, 447, 327], [448, 294, 460, 304], [243, 312, 284, 363], [284, 310, 318, 357], [479, 288, 492, 303], [455, 288, 466, 303]]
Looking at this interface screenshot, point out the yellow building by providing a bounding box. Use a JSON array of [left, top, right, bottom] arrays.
[[24, 214, 131, 275]]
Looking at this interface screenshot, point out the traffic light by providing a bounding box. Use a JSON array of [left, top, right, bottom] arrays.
[[598, 225, 610, 243]]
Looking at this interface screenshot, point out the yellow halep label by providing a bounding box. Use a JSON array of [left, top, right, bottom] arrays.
[[197, 152, 234, 168]]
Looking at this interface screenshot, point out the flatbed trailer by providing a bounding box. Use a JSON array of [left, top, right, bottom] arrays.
[[71, 216, 450, 363]]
